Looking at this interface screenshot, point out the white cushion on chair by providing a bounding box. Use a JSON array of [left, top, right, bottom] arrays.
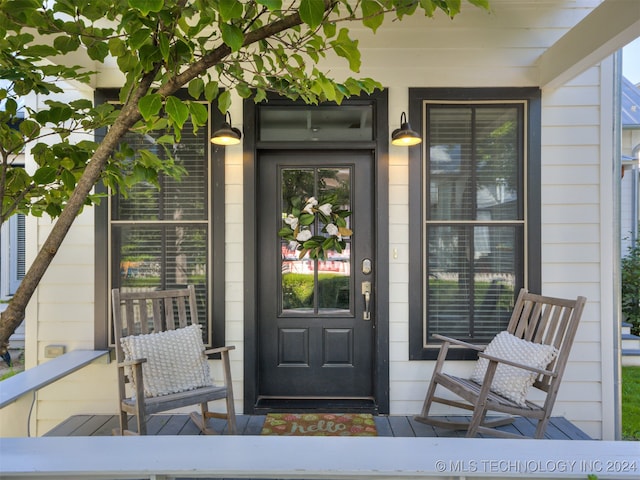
[[120, 324, 213, 398], [470, 331, 558, 406]]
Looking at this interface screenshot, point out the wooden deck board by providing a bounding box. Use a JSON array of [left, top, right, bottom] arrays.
[[44, 414, 591, 439], [549, 416, 593, 440]]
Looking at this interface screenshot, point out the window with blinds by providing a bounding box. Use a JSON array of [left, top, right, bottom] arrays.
[[425, 103, 524, 343], [109, 114, 212, 343], [408, 88, 541, 360]]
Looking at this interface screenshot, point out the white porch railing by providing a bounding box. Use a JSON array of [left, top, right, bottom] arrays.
[[0, 436, 638, 479], [0, 349, 110, 437], [0, 350, 110, 409]]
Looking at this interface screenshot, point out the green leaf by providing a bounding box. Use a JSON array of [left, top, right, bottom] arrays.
[[303, 239, 321, 248], [22, 44, 58, 57], [60, 157, 75, 170], [217, 90, 232, 113], [323, 22, 336, 38], [19, 119, 40, 138], [315, 77, 336, 101], [256, 0, 282, 10], [165, 96, 189, 129], [117, 52, 138, 72], [138, 94, 162, 122], [128, 0, 163, 15], [69, 99, 93, 110], [330, 28, 360, 72], [446, 0, 462, 16], [362, 0, 384, 32], [299, 213, 315, 226], [4, 98, 17, 115], [188, 78, 204, 99], [45, 203, 62, 218], [278, 227, 294, 238], [53, 36, 80, 53], [108, 37, 127, 56], [204, 81, 219, 102], [6, 167, 30, 191], [129, 28, 151, 50], [87, 41, 109, 61], [253, 54, 264, 72], [218, 0, 243, 22], [189, 102, 208, 128], [158, 33, 170, 60], [236, 83, 252, 98], [155, 135, 175, 144], [299, 0, 325, 30], [33, 166, 57, 184], [61, 169, 76, 188], [220, 23, 244, 51], [467, 0, 490, 10], [419, 0, 436, 16], [138, 149, 161, 168], [395, 0, 418, 18]]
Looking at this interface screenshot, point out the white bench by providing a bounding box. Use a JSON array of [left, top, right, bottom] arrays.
[[0, 349, 110, 409]]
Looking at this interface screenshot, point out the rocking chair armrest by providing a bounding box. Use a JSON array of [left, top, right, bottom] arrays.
[[204, 345, 236, 355], [478, 351, 557, 377], [117, 358, 147, 368], [432, 334, 484, 351]]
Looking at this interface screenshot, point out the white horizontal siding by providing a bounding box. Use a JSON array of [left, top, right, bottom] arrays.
[[539, 58, 613, 439]]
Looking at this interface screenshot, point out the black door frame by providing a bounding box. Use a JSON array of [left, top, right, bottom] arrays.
[[243, 90, 390, 414]]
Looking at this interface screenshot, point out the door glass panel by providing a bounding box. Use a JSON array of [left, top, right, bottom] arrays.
[[318, 167, 351, 313], [280, 167, 352, 315], [281, 168, 315, 314]]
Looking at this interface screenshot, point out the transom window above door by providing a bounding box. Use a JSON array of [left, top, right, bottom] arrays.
[[408, 88, 541, 360], [258, 105, 373, 142]]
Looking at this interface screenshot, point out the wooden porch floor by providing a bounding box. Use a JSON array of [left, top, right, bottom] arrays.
[[45, 414, 592, 440]]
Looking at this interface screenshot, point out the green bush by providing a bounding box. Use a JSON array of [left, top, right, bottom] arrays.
[[622, 237, 640, 335]]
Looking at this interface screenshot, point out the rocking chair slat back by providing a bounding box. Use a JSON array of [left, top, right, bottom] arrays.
[[505, 292, 584, 393], [113, 286, 197, 356]]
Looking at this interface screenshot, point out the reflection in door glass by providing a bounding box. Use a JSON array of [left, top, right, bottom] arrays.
[[282, 243, 314, 311], [280, 167, 352, 315], [318, 243, 351, 313]]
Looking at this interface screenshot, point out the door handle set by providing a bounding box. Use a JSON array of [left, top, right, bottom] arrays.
[[361, 258, 373, 321], [362, 281, 372, 320]]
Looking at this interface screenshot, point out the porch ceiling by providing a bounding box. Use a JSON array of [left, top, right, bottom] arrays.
[[41, 0, 640, 90], [538, 0, 640, 88]]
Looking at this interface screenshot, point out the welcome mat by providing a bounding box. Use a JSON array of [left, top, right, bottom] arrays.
[[261, 413, 377, 436]]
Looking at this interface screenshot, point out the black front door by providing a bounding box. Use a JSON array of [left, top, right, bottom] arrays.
[[256, 150, 375, 408]]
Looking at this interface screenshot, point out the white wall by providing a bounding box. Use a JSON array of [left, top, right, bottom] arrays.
[[23, 1, 615, 439]]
